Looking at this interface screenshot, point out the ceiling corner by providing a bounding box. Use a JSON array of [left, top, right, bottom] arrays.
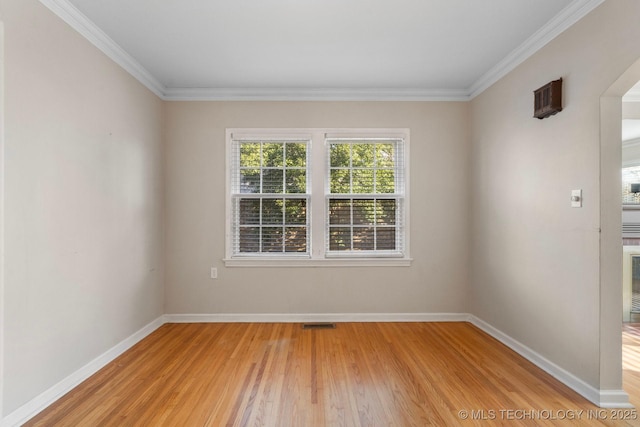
[[467, 0, 605, 100], [39, 0, 167, 99]]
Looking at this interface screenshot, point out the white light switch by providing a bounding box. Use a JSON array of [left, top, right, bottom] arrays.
[[210, 267, 218, 279], [571, 189, 582, 208]]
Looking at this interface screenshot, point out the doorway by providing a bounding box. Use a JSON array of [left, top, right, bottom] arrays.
[[621, 98, 640, 323], [600, 58, 640, 404]]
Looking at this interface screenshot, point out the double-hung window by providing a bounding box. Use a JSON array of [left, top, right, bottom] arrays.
[[326, 138, 404, 257], [229, 136, 311, 256], [226, 129, 410, 266]]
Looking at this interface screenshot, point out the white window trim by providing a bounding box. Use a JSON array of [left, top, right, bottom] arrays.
[[224, 128, 412, 267]]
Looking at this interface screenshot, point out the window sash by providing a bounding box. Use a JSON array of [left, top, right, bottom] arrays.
[[325, 138, 405, 256], [326, 196, 404, 257], [230, 139, 311, 256], [231, 196, 311, 256]]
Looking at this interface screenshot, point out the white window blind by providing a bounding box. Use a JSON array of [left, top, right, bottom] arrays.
[[325, 138, 405, 257], [230, 138, 310, 256]]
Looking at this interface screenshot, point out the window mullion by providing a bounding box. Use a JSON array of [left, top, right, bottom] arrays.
[[311, 131, 327, 259], [259, 198, 263, 253], [259, 143, 264, 193], [373, 198, 378, 251], [282, 143, 287, 253]]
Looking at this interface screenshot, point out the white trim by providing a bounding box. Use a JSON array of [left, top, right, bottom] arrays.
[[597, 391, 636, 409], [0, 20, 5, 421], [467, 0, 605, 99], [164, 312, 470, 324], [38, 0, 602, 102], [0, 316, 165, 427], [223, 257, 412, 267], [38, 0, 165, 99], [162, 87, 470, 102], [468, 315, 632, 409]]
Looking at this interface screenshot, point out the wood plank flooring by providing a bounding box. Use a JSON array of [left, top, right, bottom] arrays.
[[24, 322, 640, 426]]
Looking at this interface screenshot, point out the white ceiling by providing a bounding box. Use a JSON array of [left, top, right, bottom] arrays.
[[44, 0, 604, 100]]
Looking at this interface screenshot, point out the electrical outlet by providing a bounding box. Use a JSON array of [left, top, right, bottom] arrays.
[[210, 267, 218, 279]]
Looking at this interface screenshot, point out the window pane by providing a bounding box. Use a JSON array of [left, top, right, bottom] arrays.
[[329, 199, 351, 224], [330, 169, 350, 193], [376, 143, 395, 167], [239, 227, 260, 252], [262, 169, 284, 193], [286, 143, 306, 167], [376, 200, 396, 225], [353, 227, 374, 251], [263, 143, 284, 167], [285, 169, 306, 193], [352, 169, 374, 193], [352, 143, 374, 167], [262, 199, 283, 224], [240, 143, 261, 167], [376, 227, 396, 250], [232, 137, 313, 257], [285, 199, 307, 225], [240, 169, 261, 193], [285, 227, 307, 252], [352, 199, 374, 225], [239, 199, 260, 224], [262, 227, 283, 252], [330, 144, 350, 167], [329, 227, 351, 251], [376, 170, 395, 193]]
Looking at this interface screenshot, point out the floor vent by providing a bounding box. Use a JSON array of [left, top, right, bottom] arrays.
[[302, 323, 336, 330]]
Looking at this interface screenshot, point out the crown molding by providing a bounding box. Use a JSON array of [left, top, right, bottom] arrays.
[[162, 87, 470, 102], [467, 0, 605, 99], [38, 0, 166, 98], [40, 0, 603, 102]]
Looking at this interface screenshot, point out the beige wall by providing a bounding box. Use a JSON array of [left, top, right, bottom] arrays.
[[2, 0, 164, 414], [164, 101, 470, 315], [470, 0, 640, 390]]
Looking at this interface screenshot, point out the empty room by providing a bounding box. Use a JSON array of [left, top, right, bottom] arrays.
[[2, 0, 640, 425]]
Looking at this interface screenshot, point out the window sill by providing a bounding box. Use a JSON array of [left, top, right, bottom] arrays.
[[223, 257, 413, 268]]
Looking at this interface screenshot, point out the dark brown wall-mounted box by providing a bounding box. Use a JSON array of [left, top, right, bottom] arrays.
[[534, 78, 562, 119]]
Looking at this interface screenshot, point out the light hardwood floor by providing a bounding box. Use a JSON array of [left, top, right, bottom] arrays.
[[23, 322, 640, 426]]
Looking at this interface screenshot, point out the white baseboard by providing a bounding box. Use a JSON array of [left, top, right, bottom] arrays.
[[2, 312, 630, 426], [468, 315, 632, 409], [164, 312, 471, 323], [0, 316, 165, 427]]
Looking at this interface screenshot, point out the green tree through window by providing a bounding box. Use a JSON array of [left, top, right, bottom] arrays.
[[327, 140, 403, 254], [234, 140, 309, 254]]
